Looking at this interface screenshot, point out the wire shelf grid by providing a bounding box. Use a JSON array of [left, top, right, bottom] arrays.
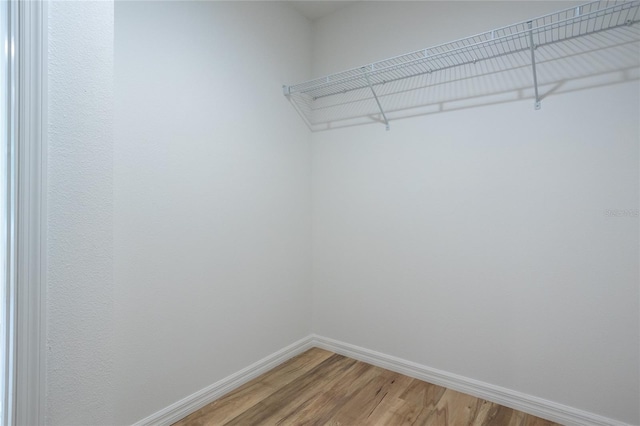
[[283, 0, 640, 130]]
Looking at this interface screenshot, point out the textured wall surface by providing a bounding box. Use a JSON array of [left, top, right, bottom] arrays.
[[44, 2, 639, 425], [113, 2, 312, 424], [47, 1, 115, 424], [310, 2, 640, 424]]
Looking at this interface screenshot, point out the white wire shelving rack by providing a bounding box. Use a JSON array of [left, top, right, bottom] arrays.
[[283, 0, 640, 131]]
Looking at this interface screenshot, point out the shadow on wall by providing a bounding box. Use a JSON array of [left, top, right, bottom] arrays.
[[287, 22, 640, 132]]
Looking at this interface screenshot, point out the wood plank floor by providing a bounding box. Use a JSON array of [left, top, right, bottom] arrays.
[[173, 348, 562, 426]]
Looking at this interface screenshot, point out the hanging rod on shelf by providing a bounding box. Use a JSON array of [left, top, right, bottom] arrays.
[[283, 0, 640, 130]]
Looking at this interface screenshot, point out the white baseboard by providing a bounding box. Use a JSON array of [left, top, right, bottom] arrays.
[[133, 335, 315, 426], [134, 334, 634, 426], [311, 334, 634, 426]]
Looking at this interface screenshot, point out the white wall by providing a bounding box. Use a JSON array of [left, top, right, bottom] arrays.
[[311, 2, 640, 425], [113, 2, 312, 424], [46, 1, 639, 424], [47, 1, 115, 424]]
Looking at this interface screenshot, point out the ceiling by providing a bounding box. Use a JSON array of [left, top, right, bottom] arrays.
[[286, 1, 357, 21]]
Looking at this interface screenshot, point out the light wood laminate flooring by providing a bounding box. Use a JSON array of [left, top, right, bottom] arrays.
[[173, 348, 562, 426]]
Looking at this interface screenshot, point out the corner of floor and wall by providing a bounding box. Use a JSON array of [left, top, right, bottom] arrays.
[[46, 1, 639, 426]]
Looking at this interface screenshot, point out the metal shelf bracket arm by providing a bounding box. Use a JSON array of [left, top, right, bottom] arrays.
[[527, 21, 542, 110], [362, 68, 390, 131]]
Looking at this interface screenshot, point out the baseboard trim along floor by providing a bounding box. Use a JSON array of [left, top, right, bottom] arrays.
[[311, 335, 631, 426], [133, 336, 315, 426], [135, 334, 632, 426]]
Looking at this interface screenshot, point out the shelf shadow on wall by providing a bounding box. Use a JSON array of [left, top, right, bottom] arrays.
[[287, 24, 640, 132]]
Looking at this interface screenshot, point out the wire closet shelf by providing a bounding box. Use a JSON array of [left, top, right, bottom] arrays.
[[283, 0, 640, 130]]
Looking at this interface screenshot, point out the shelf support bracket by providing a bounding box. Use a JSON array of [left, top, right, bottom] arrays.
[[362, 68, 390, 131], [527, 21, 541, 110]]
